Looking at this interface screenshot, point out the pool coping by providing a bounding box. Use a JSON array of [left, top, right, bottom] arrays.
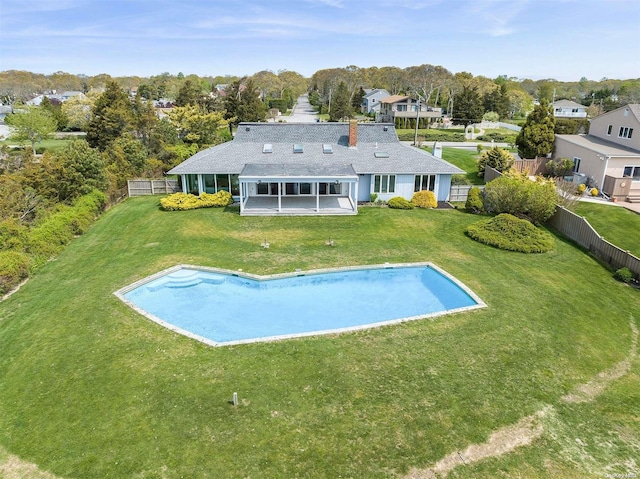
[[114, 262, 487, 347]]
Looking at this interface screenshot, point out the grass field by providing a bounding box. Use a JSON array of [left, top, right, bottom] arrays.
[[0, 198, 638, 478], [574, 201, 640, 258], [440, 147, 484, 185]]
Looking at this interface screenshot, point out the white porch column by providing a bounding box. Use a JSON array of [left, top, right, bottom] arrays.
[[278, 182, 282, 212], [353, 180, 359, 213], [197, 175, 203, 195], [316, 182, 320, 212], [239, 181, 244, 214], [181, 175, 187, 193]]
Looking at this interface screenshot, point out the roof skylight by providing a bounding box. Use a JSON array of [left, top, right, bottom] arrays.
[[374, 151, 390, 158], [323, 144, 333, 154], [263, 143, 273, 153], [293, 144, 304, 153]]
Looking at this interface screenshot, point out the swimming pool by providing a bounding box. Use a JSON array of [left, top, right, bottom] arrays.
[[115, 263, 485, 346]]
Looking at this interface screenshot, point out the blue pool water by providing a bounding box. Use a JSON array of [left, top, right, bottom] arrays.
[[119, 264, 483, 345]]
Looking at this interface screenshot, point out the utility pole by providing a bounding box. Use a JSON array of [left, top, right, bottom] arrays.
[[413, 96, 421, 146]]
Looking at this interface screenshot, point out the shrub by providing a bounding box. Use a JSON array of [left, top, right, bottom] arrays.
[[388, 196, 414, 209], [465, 213, 554, 253], [478, 147, 515, 176], [613, 267, 635, 284], [545, 158, 574, 177], [465, 187, 484, 213], [577, 183, 587, 194], [27, 189, 106, 264], [590, 188, 598, 196], [483, 174, 557, 224], [160, 191, 234, 211], [370, 193, 378, 203], [411, 190, 437, 208], [0, 219, 29, 252], [0, 251, 31, 295]]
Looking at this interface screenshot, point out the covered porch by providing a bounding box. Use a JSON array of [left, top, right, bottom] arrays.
[[239, 164, 359, 216]]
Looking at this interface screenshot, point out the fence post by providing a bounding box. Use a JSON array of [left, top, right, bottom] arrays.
[[151, 180, 155, 195], [127, 180, 131, 197]]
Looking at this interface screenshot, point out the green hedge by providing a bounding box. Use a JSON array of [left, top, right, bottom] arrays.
[[388, 196, 414, 209], [0, 251, 31, 295], [160, 191, 234, 211], [396, 130, 466, 142], [465, 213, 554, 253], [28, 189, 106, 266]]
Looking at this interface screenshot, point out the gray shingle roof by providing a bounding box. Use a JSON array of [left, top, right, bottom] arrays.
[[168, 122, 464, 176]]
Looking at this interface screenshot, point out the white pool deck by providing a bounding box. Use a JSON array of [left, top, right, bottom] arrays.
[[114, 262, 487, 347]]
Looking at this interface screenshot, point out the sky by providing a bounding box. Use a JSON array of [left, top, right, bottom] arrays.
[[1, 0, 639, 82]]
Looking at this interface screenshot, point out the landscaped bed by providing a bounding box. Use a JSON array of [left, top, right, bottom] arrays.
[[0, 196, 638, 478]]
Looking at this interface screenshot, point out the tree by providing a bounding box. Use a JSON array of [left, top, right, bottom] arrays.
[[329, 81, 352, 121], [62, 90, 99, 131], [175, 79, 204, 107], [236, 78, 266, 123], [478, 147, 515, 176], [55, 140, 108, 202], [453, 86, 483, 126], [40, 96, 68, 131], [4, 107, 57, 149], [516, 101, 555, 158], [86, 81, 133, 150], [168, 105, 230, 145]]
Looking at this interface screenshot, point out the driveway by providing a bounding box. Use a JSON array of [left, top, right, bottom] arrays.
[[285, 95, 319, 123]]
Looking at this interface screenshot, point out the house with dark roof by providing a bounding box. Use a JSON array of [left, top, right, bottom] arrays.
[[167, 120, 463, 215], [554, 104, 640, 202]]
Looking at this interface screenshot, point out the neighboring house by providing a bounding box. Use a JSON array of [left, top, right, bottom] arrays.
[[377, 95, 443, 126], [26, 91, 85, 106], [361, 89, 390, 115], [552, 100, 588, 118], [167, 121, 463, 216], [554, 104, 640, 202]]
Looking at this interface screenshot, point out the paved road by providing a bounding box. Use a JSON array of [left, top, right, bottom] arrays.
[[285, 94, 319, 123]]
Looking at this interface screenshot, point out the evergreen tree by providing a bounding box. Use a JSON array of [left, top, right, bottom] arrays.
[[352, 87, 366, 110], [86, 81, 133, 151], [516, 101, 555, 158], [329, 81, 352, 121], [175, 79, 203, 107], [453, 86, 483, 126], [237, 78, 267, 123]]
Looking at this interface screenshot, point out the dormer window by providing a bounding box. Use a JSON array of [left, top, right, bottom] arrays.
[[293, 144, 303, 153], [322, 144, 333, 154], [263, 143, 273, 153]]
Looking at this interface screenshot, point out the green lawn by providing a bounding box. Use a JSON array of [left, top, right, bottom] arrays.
[[440, 147, 484, 185], [0, 137, 81, 153], [574, 201, 640, 258], [0, 198, 638, 478]]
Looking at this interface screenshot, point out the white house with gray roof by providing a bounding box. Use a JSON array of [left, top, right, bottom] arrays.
[[167, 120, 463, 216]]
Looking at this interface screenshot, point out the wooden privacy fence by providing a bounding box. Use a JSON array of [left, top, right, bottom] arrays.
[[547, 206, 640, 278], [127, 179, 180, 197], [449, 184, 484, 202]]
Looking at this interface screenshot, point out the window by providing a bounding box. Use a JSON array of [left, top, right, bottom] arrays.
[[414, 175, 436, 192], [619, 127, 634, 139], [263, 143, 273, 153], [322, 144, 333, 154], [623, 166, 640, 180], [397, 104, 407, 112], [293, 144, 304, 153], [573, 157, 581, 173], [300, 183, 311, 194], [607, 124, 612, 135], [373, 175, 396, 194], [330, 183, 341, 194], [257, 182, 269, 195]]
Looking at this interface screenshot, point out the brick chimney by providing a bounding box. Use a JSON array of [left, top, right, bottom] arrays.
[[348, 119, 357, 147]]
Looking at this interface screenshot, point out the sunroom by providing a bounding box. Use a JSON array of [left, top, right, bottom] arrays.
[[238, 163, 359, 216]]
